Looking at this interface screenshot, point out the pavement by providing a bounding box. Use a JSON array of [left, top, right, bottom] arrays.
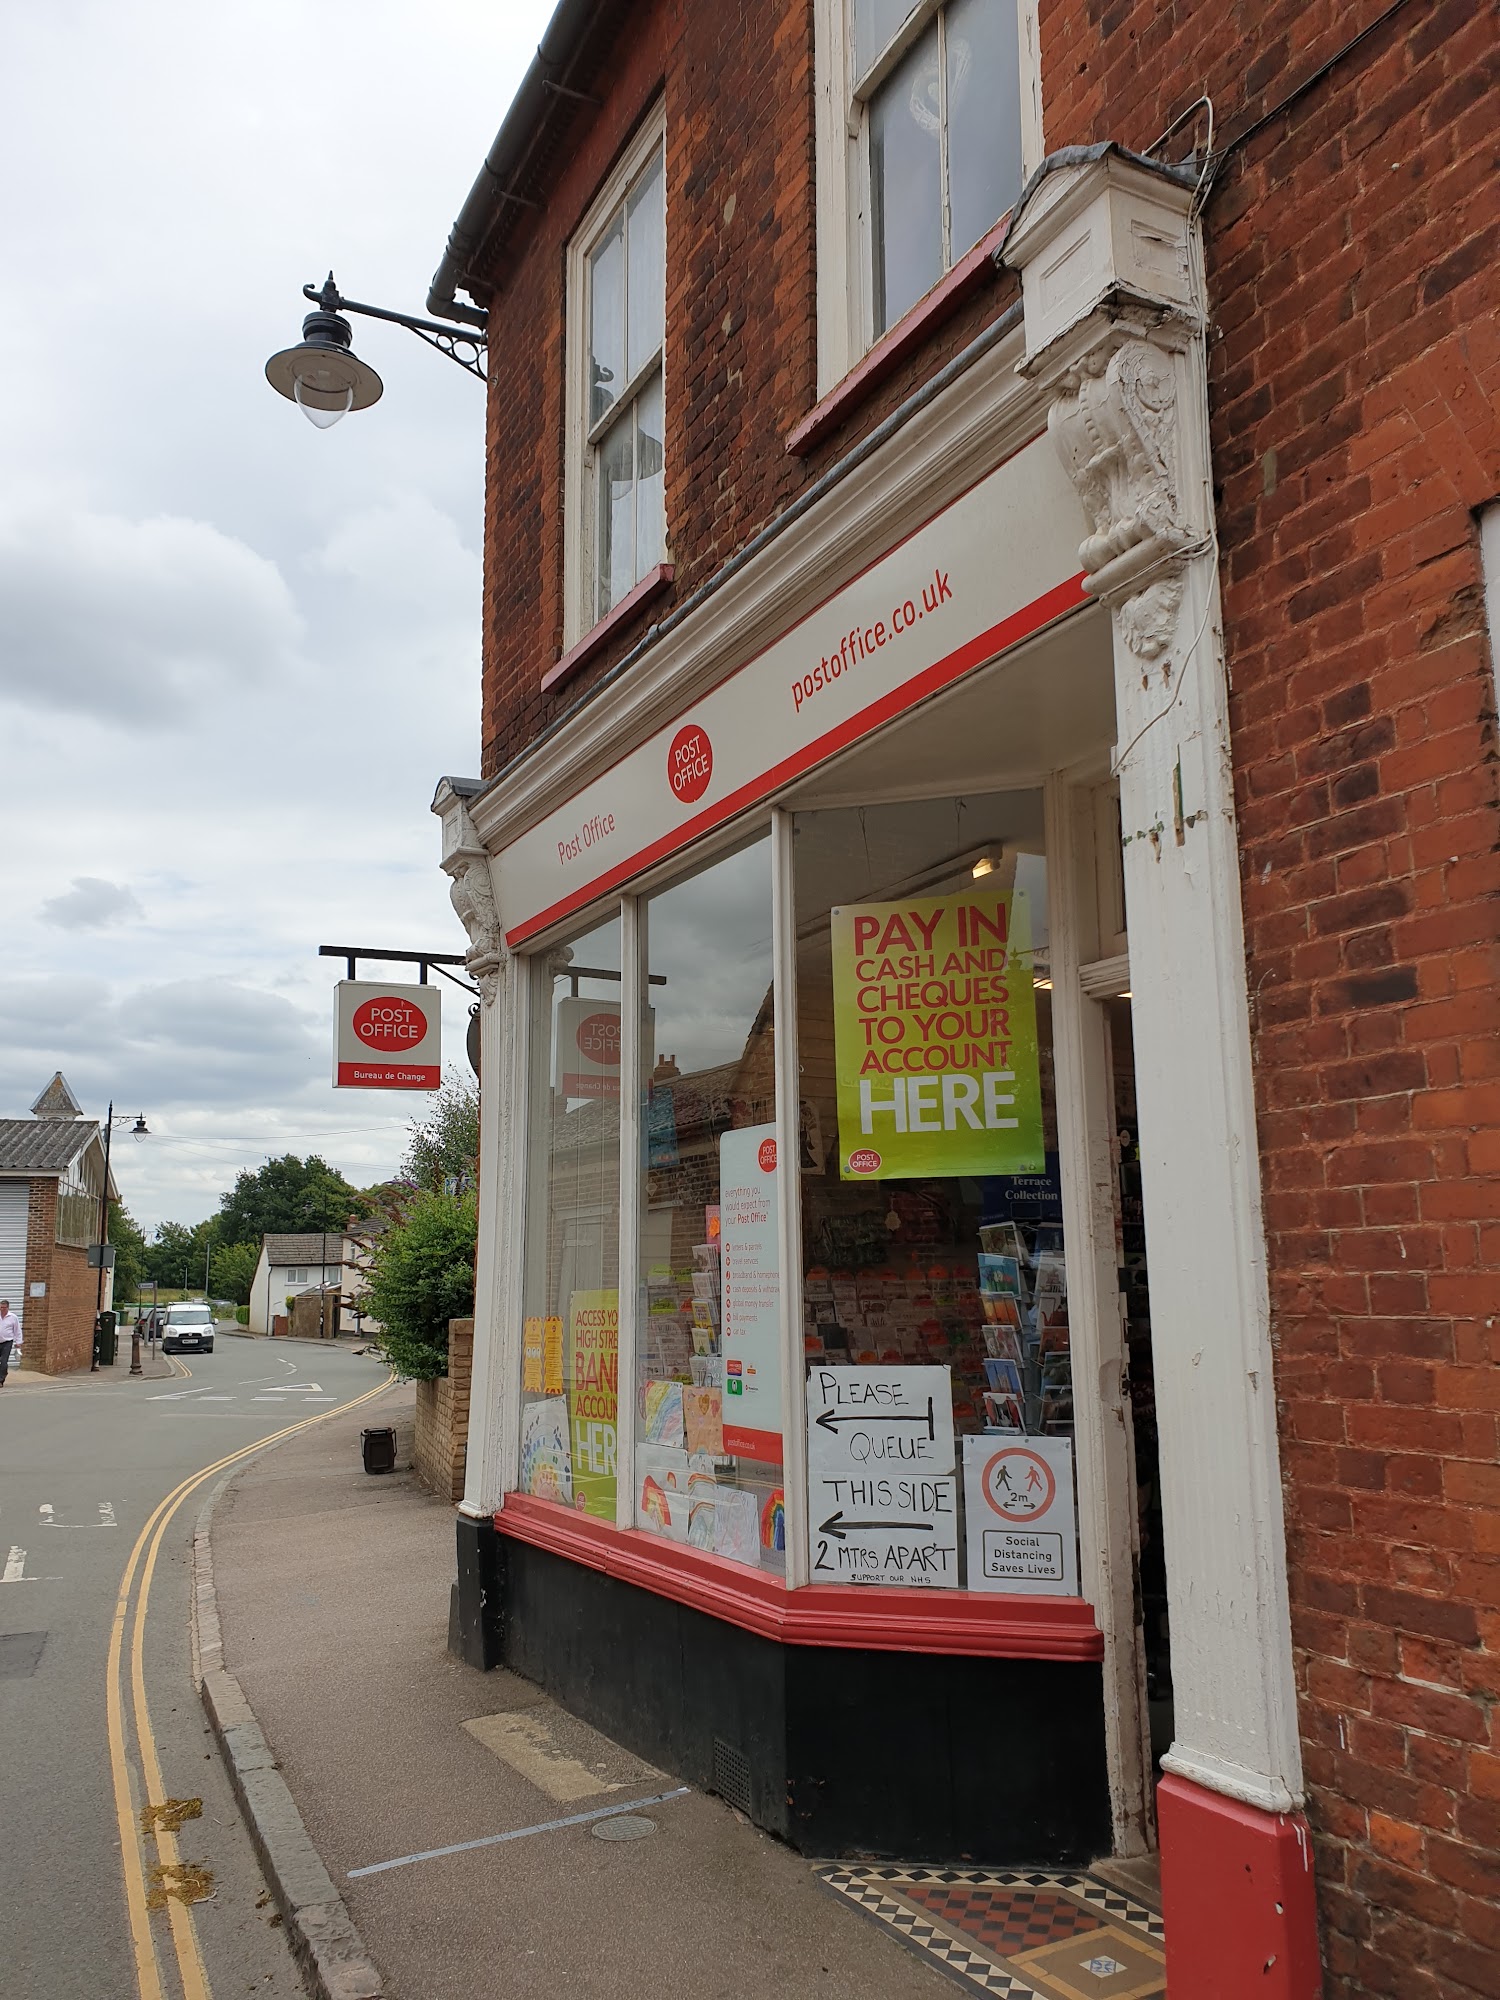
[[208, 1387, 955, 2000], [0, 1329, 388, 2000]]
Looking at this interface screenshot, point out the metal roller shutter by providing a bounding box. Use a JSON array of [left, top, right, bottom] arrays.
[[0, 1181, 28, 1333]]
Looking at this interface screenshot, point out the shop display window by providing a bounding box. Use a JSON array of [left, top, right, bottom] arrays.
[[635, 836, 786, 1571], [518, 915, 623, 1519], [793, 793, 1074, 1593]]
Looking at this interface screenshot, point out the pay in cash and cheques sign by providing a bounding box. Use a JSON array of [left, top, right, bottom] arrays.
[[962, 1434, 1079, 1596], [333, 981, 440, 1090], [829, 893, 1044, 1181], [807, 1365, 959, 1588]]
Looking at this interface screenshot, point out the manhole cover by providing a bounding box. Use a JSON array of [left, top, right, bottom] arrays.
[[0, 1632, 47, 1678], [591, 1815, 656, 1842]]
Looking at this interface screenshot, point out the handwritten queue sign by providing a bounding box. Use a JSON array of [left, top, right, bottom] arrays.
[[806, 1366, 959, 1588]]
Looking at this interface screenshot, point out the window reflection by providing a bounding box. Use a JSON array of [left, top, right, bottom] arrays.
[[636, 838, 785, 1572]]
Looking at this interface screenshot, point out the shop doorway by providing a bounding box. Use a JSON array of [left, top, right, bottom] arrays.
[[1106, 996, 1174, 1776]]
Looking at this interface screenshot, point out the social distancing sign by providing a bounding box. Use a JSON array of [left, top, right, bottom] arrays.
[[333, 980, 441, 1090], [962, 1433, 1078, 1596]]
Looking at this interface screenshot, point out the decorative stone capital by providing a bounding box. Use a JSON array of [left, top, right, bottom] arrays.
[[432, 777, 506, 1005], [1048, 330, 1192, 645], [1002, 146, 1209, 659]]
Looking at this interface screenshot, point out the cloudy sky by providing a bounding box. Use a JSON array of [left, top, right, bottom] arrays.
[[0, 0, 554, 1232]]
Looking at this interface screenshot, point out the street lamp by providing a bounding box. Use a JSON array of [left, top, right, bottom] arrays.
[[93, 1104, 150, 1374], [265, 272, 486, 428]]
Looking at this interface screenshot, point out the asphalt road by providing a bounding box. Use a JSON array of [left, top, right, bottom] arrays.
[[0, 1334, 389, 2000]]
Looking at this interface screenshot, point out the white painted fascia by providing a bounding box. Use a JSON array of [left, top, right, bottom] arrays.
[[469, 315, 1041, 858]]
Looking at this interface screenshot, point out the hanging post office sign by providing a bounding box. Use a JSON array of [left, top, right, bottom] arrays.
[[829, 891, 1044, 1180], [554, 997, 622, 1099], [333, 980, 441, 1090]]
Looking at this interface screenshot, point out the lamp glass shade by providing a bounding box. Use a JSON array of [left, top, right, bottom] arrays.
[[295, 376, 355, 428], [265, 337, 383, 420]]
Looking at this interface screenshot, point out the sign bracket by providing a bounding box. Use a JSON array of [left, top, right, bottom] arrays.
[[318, 944, 480, 997]]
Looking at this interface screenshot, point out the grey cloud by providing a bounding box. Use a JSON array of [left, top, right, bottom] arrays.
[[0, 508, 303, 725], [0, 976, 324, 1116], [39, 876, 145, 930]]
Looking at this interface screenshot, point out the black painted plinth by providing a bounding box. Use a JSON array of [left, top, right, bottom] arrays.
[[470, 1531, 1110, 1864], [451, 1513, 507, 1671]]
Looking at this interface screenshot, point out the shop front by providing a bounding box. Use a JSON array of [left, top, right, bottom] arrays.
[[438, 150, 1307, 1915]]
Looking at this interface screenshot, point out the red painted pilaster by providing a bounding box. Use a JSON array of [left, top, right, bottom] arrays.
[[1158, 1773, 1322, 1998]]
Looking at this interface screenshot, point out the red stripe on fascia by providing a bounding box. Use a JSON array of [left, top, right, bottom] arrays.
[[505, 571, 1088, 948]]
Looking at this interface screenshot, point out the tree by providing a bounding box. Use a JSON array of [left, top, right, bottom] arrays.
[[209, 1240, 259, 1305], [363, 1190, 476, 1380], [402, 1071, 479, 1191], [109, 1201, 147, 1304], [216, 1155, 364, 1247]]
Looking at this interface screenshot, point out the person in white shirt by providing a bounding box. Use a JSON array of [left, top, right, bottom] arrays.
[[0, 1300, 20, 1386]]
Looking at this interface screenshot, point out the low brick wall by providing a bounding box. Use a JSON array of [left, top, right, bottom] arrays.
[[414, 1316, 473, 1503]]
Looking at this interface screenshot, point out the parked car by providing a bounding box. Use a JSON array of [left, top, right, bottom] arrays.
[[161, 1303, 215, 1354]]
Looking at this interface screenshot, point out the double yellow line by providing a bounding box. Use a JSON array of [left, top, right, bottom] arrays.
[[106, 1374, 394, 2000]]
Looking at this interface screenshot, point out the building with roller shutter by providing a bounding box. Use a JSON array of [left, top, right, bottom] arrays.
[[0, 1074, 117, 1374]]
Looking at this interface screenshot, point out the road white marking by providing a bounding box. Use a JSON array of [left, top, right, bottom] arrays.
[[2, 1546, 61, 1583], [198, 1395, 234, 1402], [38, 1501, 120, 1528], [260, 1382, 324, 1394]]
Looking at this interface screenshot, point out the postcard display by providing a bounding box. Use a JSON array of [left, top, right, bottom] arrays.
[[634, 1124, 787, 1571]]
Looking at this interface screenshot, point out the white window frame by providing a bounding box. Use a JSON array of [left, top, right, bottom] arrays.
[[812, 0, 1042, 396], [563, 107, 669, 649]]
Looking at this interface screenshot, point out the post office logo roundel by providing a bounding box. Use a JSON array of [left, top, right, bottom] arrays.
[[667, 723, 713, 805]]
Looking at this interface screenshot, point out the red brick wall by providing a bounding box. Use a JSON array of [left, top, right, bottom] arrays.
[[473, 0, 1023, 777], [1040, 1, 1500, 1992], [22, 1180, 97, 1374]]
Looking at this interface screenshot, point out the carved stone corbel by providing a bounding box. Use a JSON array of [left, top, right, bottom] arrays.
[[433, 782, 507, 1005], [1048, 330, 1192, 659]]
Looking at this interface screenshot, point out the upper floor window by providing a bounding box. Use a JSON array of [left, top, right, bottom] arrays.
[[566, 115, 667, 643], [814, 1, 1039, 390]]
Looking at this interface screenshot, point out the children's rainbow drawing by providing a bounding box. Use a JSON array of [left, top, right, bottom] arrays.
[[760, 1488, 785, 1552]]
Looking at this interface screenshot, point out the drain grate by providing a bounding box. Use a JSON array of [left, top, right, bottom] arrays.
[[0, 1631, 47, 1679], [711, 1737, 751, 1814]]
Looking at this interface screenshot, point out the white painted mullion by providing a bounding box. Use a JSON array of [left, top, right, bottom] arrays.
[[771, 808, 809, 1588], [616, 896, 643, 1533], [1045, 773, 1153, 1856], [476, 946, 532, 1512]]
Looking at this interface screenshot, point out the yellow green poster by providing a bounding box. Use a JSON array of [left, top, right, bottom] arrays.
[[830, 891, 1044, 1181], [567, 1289, 618, 1519]]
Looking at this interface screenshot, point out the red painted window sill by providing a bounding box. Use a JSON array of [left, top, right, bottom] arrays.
[[496, 1493, 1103, 1662], [541, 564, 675, 694], [786, 216, 1015, 459]]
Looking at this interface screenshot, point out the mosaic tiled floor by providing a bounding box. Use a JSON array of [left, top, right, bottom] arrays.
[[815, 1867, 1166, 1998]]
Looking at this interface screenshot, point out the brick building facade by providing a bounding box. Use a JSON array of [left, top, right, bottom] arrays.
[[0, 1077, 116, 1374], [408, 5, 1499, 1995]]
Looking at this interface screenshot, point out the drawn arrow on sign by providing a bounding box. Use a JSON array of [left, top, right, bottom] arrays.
[[813, 1396, 935, 1440], [818, 1511, 935, 1541]]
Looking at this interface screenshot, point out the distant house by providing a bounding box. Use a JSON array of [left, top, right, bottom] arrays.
[[246, 1232, 344, 1335], [339, 1213, 388, 1335], [0, 1073, 118, 1374]]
